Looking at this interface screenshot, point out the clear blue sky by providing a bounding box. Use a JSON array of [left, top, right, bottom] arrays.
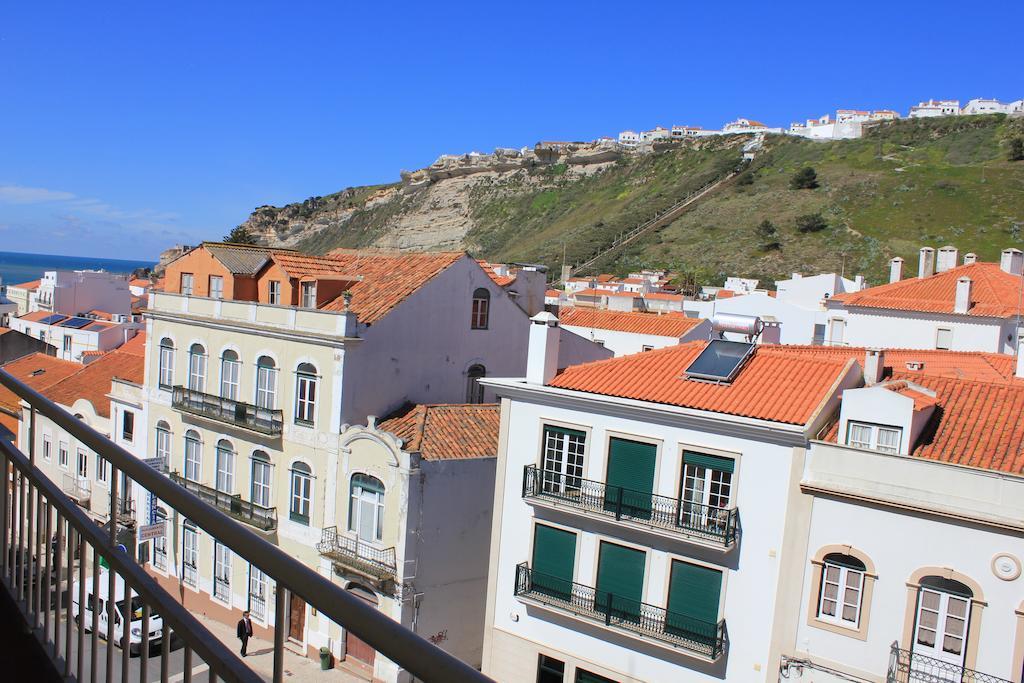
[[1, 1, 1021, 260]]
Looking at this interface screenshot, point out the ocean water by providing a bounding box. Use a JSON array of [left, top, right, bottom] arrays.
[[0, 251, 155, 287]]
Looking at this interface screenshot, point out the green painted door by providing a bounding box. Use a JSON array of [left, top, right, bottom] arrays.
[[665, 560, 722, 644], [595, 541, 645, 621], [603, 437, 657, 520], [531, 524, 576, 599]]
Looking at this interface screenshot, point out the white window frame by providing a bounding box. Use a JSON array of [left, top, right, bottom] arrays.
[[540, 427, 586, 494], [59, 442, 69, 470], [846, 421, 902, 454], [294, 367, 317, 425], [42, 436, 52, 462], [155, 424, 172, 469], [349, 474, 384, 542], [158, 341, 175, 388], [817, 559, 865, 628], [184, 433, 202, 482], [213, 540, 231, 604], [188, 346, 207, 392], [250, 454, 273, 508], [215, 441, 234, 494], [290, 463, 313, 525], [300, 281, 317, 308], [122, 410, 134, 442], [182, 524, 199, 588], [268, 281, 281, 305], [95, 455, 108, 484], [220, 353, 240, 400], [209, 275, 224, 300], [255, 361, 278, 410], [935, 327, 953, 351], [248, 565, 268, 622], [76, 449, 88, 480], [180, 273, 194, 296]]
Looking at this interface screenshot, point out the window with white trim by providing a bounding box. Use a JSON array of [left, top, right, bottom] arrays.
[[42, 436, 52, 462], [349, 473, 384, 541], [155, 421, 171, 469], [255, 356, 277, 409], [268, 280, 281, 305], [59, 442, 69, 469], [158, 338, 175, 388], [935, 327, 953, 351], [817, 553, 866, 627], [184, 430, 202, 482], [215, 439, 234, 493], [294, 363, 317, 425], [95, 455, 108, 483], [213, 539, 231, 602], [209, 275, 224, 300], [122, 411, 134, 442], [188, 343, 207, 391], [220, 350, 240, 400], [846, 421, 902, 454], [250, 452, 272, 507], [180, 273, 194, 296], [300, 281, 317, 308], [290, 462, 312, 525], [540, 425, 586, 494], [182, 522, 199, 587]]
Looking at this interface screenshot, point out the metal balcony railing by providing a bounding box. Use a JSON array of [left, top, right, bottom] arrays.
[[317, 527, 397, 585], [60, 474, 91, 506], [172, 385, 283, 436], [522, 466, 739, 547], [0, 367, 491, 683], [514, 563, 725, 659], [169, 472, 277, 531], [113, 496, 135, 525], [886, 641, 1012, 683]]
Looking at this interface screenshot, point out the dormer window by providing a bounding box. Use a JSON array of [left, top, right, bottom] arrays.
[[846, 421, 901, 454], [300, 281, 317, 308]]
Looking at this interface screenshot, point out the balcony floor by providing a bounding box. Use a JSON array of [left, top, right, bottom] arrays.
[[0, 579, 63, 682]]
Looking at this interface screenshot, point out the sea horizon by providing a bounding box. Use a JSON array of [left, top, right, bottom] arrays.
[[0, 249, 155, 288]]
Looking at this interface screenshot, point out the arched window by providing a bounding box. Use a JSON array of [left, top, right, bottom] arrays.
[[289, 462, 312, 525], [155, 420, 172, 469], [188, 343, 207, 392], [817, 553, 867, 627], [215, 439, 235, 493], [158, 338, 175, 388], [914, 576, 973, 663], [255, 356, 278, 409], [182, 519, 199, 587], [220, 350, 240, 400], [294, 363, 318, 425], [466, 364, 486, 404], [471, 288, 490, 329], [250, 451, 272, 508], [152, 506, 168, 570], [184, 430, 202, 482], [349, 474, 385, 542]]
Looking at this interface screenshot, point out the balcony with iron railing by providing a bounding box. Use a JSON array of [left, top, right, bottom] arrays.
[[171, 385, 283, 436], [522, 466, 739, 547], [60, 474, 91, 507], [317, 526, 397, 588], [169, 472, 277, 531], [514, 563, 726, 660], [0, 366, 490, 683], [886, 642, 1012, 683]]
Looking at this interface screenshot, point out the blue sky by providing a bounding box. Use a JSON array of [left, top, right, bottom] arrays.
[[1, 1, 1021, 260]]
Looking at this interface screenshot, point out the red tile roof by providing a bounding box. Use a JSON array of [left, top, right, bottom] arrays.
[[831, 262, 1024, 317], [87, 309, 113, 321], [549, 342, 855, 425], [491, 275, 516, 287], [572, 288, 605, 298], [716, 290, 736, 299], [545, 289, 563, 298], [0, 353, 82, 415], [44, 349, 145, 418], [378, 403, 500, 460], [118, 332, 147, 357], [772, 346, 1017, 383], [9, 280, 40, 291], [885, 381, 939, 411], [644, 292, 684, 302], [560, 308, 705, 338]]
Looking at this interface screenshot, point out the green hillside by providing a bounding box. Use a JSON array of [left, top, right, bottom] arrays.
[[277, 115, 1024, 286]]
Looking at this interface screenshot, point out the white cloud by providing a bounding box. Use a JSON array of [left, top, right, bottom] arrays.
[[0, 185, 77, 204]]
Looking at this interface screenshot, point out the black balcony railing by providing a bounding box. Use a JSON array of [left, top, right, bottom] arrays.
[[522, 466, 738, 547], [886, 642, 1012, 683], [172, 386, 283, 436], [113, 496, 135, 525], [317, 527, 397, 585], [169, 473, 277, 531], [514, 563, 725, 659]]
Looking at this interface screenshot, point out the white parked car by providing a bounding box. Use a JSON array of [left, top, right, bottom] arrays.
[[72, 570, 164, 655]]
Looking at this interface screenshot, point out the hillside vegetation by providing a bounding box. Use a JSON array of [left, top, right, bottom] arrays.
[[238, 115, 1024, 285]]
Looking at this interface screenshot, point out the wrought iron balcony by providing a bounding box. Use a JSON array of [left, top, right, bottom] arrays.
[[317, 526, 397, 587], [172, 386, 283, 436], [886, 642, 1012, 683], [522, 465, 739, 547], [514, 563, 725, 660], [169, 472, 277, 531], [113, 496, 135, 525], [61, 474, 91, 507]]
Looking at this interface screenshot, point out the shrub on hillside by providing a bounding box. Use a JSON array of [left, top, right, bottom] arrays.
[[224, 225, 258, 244], [790, 167, 819, 190], [795, 213, 828, 233], [1009, 137, 1024, 162]]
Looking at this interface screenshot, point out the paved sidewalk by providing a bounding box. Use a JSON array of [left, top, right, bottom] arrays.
[[194, 613, 368, 682]]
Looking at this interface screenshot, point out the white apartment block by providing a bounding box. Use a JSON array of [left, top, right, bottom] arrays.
[[9, 310, 141, 362], [825, 247, 1024, 354], [961, 97, 1024, 115], [908, 100, 960, 118], [559, 307, 710, 356], [32, 269, 133, 318]]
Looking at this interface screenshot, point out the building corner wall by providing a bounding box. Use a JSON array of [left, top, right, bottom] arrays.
[[481, 396, 512, 675]]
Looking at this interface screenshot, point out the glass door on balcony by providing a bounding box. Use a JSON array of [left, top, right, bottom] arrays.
[[665, 560, 722, 639], [184, 431, 202, 482], [680, 452, 734, 533], [912, 578, 972, 677], [182, 522, 198, 587], [255, 357, 278, 409], [215, 441, 235, 493], [76, 449, 89, 491], [188, 344, 207, 392], [248, 566, 267, 621], [531, 524, 576, 600], [541, 426, 586, 495], [220, 351, 240, 400], [251, 453, 272, 507], [595, 541, 645, 622], [214, 540, 232, 602], [603, 438, 656, 520]]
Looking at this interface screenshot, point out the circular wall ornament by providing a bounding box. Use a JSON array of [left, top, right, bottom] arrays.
[[992, 553, 1021, 581]]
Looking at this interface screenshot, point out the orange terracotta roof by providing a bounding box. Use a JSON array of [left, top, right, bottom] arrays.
[[773, 345, 1017, 383], [0, 327, 11, 336], [117, 332, 147, 357], [560, 308, 705, 338], [606, 291, 640, 298], [9, 280, 40, 291], [644, 292, 684, 302], [884, 381, 939, 411], [87, 309, 113, 321], [129, 278, 151, 288], [491, 275, 516, 287], [378, 403, 500, 460], [20, 311, 66, 323], [318, 251, 465, 324], [716, 290, 736, 299], [0, 410, 18, 441], [44, 349, 145, 418], [596, 274, 616, 283], [831, 262, 1024, 317], [545, 289, 563, 298], [549, 342, 855, 425], [81, 350, 106, 359], [0, 353, 82, 414], [572, 288, 605, 298]]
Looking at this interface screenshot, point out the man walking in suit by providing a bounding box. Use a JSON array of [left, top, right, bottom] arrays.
[[237, 611, 253, 656]]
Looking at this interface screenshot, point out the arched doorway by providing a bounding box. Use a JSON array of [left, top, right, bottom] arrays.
[[345, 584, 378, 668], [912, 576, 973, 673]]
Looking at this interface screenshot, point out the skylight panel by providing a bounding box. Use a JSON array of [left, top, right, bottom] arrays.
[[684, 339, 756, 383], [59, 318, 93, 329]]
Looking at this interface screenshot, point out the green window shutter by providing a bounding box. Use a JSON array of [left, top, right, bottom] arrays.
[[604, 438, 657, 520], [544, 425, 586, 439], [595, 541, 645, 621], [531, 524, 576, 599], [666, 560, 722, 642], [683, 451, 735, 473], [575, 669, 619, 683]]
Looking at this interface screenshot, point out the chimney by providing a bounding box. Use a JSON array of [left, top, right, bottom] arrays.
[[864, 348, 885, 386], [854, 275, 865, 290], [1000, 248, 1024, 275], [936, 246, 959, 273], [954, 276, 972, 314], [526, 312, 561, 385], [918, 247, 935, 278], [889, 257, 904, 283], [963, 252, 978, 265]]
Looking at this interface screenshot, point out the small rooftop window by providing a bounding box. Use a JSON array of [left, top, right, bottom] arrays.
[[684, 340, 755, 383]]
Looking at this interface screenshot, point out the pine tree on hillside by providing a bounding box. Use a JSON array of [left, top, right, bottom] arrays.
[[790, 167, 819, 190], [224, 225, 258, 245]]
